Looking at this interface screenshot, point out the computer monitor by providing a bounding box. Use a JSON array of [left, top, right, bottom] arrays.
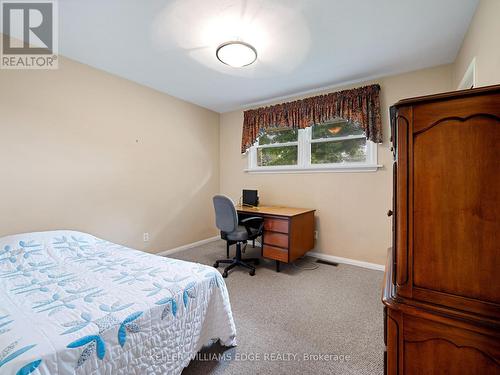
[[242, 189, 259, 207]]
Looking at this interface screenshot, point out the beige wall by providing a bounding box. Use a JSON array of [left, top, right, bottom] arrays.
[[453, 0, 500, 88], [220, 65, 453, 265], [0, 55, 220, 252]]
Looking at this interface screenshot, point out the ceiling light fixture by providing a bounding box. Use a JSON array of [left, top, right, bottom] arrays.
[[216, 41, 257, 67]]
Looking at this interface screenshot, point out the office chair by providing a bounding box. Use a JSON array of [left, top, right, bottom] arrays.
[[221, 233, 258, 258], [212, 195, 263, 277]]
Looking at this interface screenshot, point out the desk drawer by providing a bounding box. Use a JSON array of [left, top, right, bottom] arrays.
[[263, 245, 289, 262], [264, 231, 289, 248], [264, 218, 289, 233]]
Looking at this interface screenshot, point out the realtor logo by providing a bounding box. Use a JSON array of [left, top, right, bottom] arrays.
[[1, 0, 58, 69]]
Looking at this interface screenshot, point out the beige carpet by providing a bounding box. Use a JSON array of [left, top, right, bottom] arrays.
[[170, 240, 384, 375]]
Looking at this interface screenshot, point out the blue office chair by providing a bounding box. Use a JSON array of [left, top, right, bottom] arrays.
[[212, 195, 263, 277]]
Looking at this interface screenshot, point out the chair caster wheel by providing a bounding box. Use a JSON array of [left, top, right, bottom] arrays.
[[249, 270, 255, 276], [213, 262, 219, 268], [222, 271, 228, 278]]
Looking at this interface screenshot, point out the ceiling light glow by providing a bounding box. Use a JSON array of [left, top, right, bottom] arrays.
[[216, 41, 257, 67]]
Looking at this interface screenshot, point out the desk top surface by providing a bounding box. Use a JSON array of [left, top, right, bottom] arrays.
[[236, 204, 315, 217]]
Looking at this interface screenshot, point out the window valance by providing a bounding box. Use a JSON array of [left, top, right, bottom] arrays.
[[241, 84, 382, 153]]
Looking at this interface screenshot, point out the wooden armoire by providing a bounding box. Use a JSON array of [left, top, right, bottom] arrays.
[[383, 85, 500, 375]]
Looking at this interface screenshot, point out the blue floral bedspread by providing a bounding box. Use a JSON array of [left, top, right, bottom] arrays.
[[0, 230, 236, 375]]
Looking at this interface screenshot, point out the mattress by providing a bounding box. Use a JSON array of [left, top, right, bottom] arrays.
[[0, 230, 236, 375]]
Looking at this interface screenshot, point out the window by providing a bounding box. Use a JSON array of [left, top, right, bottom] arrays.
[[246, 119, 379, 173], [255, 128, 298, 167]]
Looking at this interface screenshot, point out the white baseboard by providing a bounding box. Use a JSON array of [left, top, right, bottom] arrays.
[[156, 236, 219, 257], [155, 237, 384, 272], [307, 251, 385, 271]]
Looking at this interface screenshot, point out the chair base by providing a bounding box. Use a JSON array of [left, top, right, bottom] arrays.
[[214, 242, 259, 277]]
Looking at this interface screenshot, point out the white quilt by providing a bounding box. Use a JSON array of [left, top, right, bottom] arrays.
[[0, 231, 236, 375]]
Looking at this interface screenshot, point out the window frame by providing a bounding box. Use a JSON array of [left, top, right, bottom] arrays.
[[246, 126, 381, 173]]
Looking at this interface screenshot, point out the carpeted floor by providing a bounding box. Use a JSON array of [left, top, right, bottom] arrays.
[[170, 240, 384, 375]]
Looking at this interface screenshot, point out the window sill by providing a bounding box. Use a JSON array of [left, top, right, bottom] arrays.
[[244, 164, 383, 174]]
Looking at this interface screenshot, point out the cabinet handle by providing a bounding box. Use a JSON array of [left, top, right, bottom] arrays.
[[387, 210, 393, 217]]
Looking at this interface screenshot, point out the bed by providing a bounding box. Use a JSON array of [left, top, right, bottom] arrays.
[[0, 230, 236, 375]]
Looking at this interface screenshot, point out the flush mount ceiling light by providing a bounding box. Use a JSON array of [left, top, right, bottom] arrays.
[[216, 41, 257, 67]]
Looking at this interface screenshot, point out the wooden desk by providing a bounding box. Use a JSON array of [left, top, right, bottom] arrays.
[[236, 205, 316, 272]]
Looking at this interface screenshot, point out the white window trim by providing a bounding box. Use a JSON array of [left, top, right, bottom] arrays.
[[245, 127, 382, 174]]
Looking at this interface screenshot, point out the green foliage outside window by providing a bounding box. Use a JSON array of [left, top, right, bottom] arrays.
[[312, 121, 366, 164], [258, 128, 298, 145], [257, 146, 298, 166], [311, 138, 367, 164], [255, 121, 367, 167], [257, 128, 298, 166], [312, 121, 364, 139]]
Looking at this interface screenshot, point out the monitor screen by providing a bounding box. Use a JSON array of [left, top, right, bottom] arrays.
[[242, 190, 259, 206]]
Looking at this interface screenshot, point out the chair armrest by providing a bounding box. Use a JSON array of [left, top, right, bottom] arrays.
[[240, 217, 264, 235], [240, 217, 263, 224]]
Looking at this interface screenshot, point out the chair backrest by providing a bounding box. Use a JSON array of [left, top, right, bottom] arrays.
[[213, 195, 238, 233]]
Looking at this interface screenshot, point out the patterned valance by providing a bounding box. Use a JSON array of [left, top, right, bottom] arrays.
[[241, 84, 382, 153]]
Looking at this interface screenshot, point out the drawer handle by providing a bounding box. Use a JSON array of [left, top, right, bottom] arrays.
[[387, 210, 393, 217]]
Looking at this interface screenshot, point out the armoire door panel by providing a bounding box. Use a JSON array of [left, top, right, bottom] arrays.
[[404, 339, 499, 375], [412, 116, 500, 304], [412, 92, 500, 134], [403, 314, 500, 375]]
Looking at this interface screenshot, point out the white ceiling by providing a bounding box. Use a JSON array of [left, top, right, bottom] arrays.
[[57, 0, 478, 112]]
